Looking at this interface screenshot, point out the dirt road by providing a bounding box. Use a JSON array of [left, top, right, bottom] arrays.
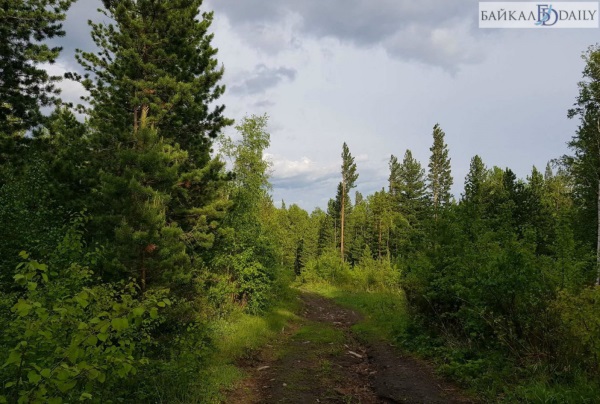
[[226, 292, 473, 403]]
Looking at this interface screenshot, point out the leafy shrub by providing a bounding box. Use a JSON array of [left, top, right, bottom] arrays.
[[553, 287, 600, 372]]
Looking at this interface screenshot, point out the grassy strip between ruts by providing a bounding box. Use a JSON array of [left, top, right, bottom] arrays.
[[299, 282, 600, 403], [298, 282, 410, 344]]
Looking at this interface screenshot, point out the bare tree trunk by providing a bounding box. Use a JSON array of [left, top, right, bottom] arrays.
[[140, 104, 149, 129], [141, 250, 146, 293], [597, 179, 600, 285], [133, 106, 139, 133], [333, 219, 337, 249], [340, 183, 345, 261], [378, 219, 382, 259]]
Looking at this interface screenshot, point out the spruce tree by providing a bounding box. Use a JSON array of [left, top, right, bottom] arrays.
[[389, 150, 428, 225], [428, 124, 453, 213], [463, 155, 487, 206], [369, 189, 393, 258], [340, 142, 358, 260], [389, 154, 401, 200]]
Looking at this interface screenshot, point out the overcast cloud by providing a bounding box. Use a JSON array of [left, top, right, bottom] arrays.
[[207, 0, 484, 70], [55, 1, 597, 210], [230, 65, 297, 96]]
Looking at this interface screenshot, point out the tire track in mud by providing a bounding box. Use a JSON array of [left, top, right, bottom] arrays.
[[227, 292, 473, 403]]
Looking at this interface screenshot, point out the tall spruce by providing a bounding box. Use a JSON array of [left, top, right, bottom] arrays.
[[0, 0, 75, 135], [428, 124, 453, 213], [463, 155, 487, 206], [388, 154, 401, 201], [567, 45, 600, 284], [389, 150, 428, 225], [340, 142, 358, 260]]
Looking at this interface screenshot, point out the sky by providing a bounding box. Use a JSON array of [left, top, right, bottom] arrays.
[[51, 0, 599, 211]]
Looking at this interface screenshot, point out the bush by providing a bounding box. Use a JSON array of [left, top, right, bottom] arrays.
[[553, 287, 600, 373], [298, 247, 401, 292]]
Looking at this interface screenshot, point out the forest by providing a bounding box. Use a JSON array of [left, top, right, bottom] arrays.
[[1, 1, 600, 403]]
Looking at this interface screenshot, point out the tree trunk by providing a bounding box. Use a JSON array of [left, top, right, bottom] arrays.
[[340, 183, 345, 261], [141, 250, 146, 293], [133, 106, 139, 133], [378, 219, 382, 258], [597, 179, 600, 285]]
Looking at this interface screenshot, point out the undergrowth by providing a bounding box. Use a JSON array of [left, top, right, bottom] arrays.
[[165, 286, 301, 403], [300, 279, 600, 403]]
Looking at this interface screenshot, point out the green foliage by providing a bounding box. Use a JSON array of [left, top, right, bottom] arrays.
[[0, 247, 171, 403], [74, 0, 231, 145], [0, 0, 74, 135], [428, 124, 453, 210], [97, 126, 192, 290], [213, 115, 285, 313], [553, 287, 600, 371], [298, 248, 400, 292], [566, 44, 600, 283], [214, 249, 274, 313], [0, 159, 66, 286]]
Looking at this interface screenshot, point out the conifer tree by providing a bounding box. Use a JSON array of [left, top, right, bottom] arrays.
[[75, 0, 231, 147], [0, 0, 75, 135], [389, 154, 401, 200], [428, 124, 453, 213], [369, 189, 393, 258], [460, 155, 488, 238], [389, 150, 428, 225], [75, 0, 232, 288], [340, 142, 358, 260], [463, 155, 487, 206]]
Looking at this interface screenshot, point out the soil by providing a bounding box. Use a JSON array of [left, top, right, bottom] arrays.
[[226, 292, 474, 403]]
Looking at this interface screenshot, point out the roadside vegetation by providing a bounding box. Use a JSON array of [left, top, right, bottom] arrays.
[[2, 1, 600, 403]]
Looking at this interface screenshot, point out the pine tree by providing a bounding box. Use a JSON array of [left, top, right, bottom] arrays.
[[428, 124, 453, 213], [75, 0, 232, 289], [460, 155, 488, 238], [0, 0, 75, 135], [75, 0, 231, 147], [102, 125, 190, 290], [340, 142, 358, 260]]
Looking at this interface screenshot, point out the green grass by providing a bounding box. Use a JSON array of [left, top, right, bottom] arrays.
[[299, 282, 409, 344], [293, 323, 345, 345], [178, 288, 302, 403]]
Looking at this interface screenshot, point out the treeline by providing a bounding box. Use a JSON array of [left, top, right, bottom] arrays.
[[2, 0, 600, 401], [286, 63, 600, 397], [0, 1, 287, 402]]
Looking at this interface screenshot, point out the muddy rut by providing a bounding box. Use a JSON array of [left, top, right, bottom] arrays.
[[226, 292, 473, 403]]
